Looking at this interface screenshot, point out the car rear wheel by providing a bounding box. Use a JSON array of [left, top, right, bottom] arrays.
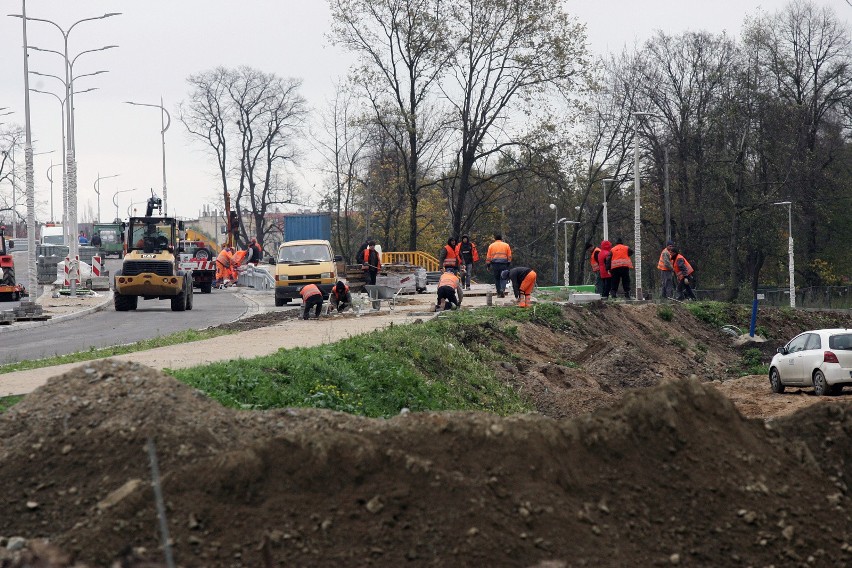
[[813, 370, 835, 396], [769, 368, 785, 394]]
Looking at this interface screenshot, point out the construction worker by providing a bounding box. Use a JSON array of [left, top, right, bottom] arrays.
[[608, 237, 634, 299], [439, 237, 460, 273], [248, 237, 262, 265], [657, 240, 676, 299], [597, 240, 613, 299], [361, 240, 381, 285], [672, 248, 697, 301], [486, 233, 512, 298], [299, 283, 324, 319], [586, 241, 602, 295], [215, 245, 234, 287], [502, 266, 537, 308], [329, 280, 352, 313], [436, 269, 463, 311], [455, 235, 479, 290]]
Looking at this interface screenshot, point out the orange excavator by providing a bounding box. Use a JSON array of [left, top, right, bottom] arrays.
[[0, 227, 25, 301]]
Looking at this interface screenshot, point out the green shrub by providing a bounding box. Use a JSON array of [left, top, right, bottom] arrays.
[[657, 306, 674, 321]]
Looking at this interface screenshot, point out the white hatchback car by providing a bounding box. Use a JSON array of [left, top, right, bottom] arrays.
[[769, 329, 852, 396]]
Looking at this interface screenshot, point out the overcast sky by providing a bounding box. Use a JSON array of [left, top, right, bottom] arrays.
[[0, 0, 844, 224]]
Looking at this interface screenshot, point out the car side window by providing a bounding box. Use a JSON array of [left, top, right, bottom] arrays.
[[787, 334, 810, 353], [804, 334, 822, 351]]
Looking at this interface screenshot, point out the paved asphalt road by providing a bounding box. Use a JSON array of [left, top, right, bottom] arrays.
[[0, 257, 259, 364]]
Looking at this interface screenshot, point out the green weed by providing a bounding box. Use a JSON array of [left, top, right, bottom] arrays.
[[657, 306, 674, 321], [0, 396, 22, 413]]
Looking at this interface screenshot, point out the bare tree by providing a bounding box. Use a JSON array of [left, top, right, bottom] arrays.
[[315, 81, 370, 261], [440, 0, 588, 237], [181, 66, 306, 249], [329, 0, 452, 250]]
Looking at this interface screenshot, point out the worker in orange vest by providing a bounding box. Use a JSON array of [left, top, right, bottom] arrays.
[[299, 283, 324, 320], [585, 241, 602, 295], [502, 266, 537, 308], [455, 235, 479, 290], [439, 237, 460, 273], [608, 237, 634, 299], [672, 248, 697, 301], [329, 281, 352, 313], [597, 240, 613, 299], [361, 241, 381, 285], [657, 240, 676, 299], [215, 245, 234, 288], [486, 233, 512, 298], [436, 269, 463, 311]]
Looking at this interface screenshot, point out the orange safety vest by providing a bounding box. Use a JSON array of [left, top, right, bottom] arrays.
[[455, 242, 480, 263], [609, 244, 633, 269], [300, 284, 322, 299], [487, 240, 512, 263], [332, 284, 350, 299], [438, 272, 459, 288], [673, 255, 694, 281], [442, 244, 460, 268], [657, 247, 673, 271], [216, 250, 233, 268], [362, 248, 381, 271], [590, 247, 601, 273]]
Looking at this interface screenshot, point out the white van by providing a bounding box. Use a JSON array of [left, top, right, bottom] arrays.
[[41, 225, 65, 245]]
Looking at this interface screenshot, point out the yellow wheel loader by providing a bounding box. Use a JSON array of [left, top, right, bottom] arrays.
[[113, 193, 193, 312]]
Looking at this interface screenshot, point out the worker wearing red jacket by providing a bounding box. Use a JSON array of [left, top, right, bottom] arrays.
[[439, 237, 460, 273]]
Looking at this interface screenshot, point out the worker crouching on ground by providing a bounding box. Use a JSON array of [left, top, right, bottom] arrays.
[[502, 266, 537, 308], [299, 283, 324, 320], [329, 281, 352, 313], [436, 269, 463, 311]]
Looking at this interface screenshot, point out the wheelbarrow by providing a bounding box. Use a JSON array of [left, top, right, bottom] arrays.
[[364, 284, 401, 311]]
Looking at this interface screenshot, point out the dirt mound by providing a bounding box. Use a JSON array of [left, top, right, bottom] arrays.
[[2, 360, 851, 566]]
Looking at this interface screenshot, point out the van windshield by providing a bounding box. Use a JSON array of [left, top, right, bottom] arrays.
[[278, 244, 331, 264]]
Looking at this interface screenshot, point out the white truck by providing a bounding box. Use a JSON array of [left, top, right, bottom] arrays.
[[41, 224, 65, 245]]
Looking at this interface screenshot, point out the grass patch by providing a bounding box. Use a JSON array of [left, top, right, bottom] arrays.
[[686, 301, 730, 327], [657, 306, 674, 321], [0, 328, 237, 375], [739, 348, 768, 376], [170, 308, 556, 418], [0, 395, 22, 413]]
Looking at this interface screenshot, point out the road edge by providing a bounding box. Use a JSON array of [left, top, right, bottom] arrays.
[[0, 290, 115, 334]]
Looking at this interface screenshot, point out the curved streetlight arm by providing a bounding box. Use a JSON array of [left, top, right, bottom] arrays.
[[9, 13, 122, 38], [125, 101, 171, 133], [71, 45, 118, 69], [27, 44, 64, 58]]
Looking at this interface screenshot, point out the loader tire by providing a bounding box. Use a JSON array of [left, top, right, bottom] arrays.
[[200, 280, 212, 294], [171, 288, 186, 312], [186, 283, 194, 311], [1, 268, 14, 286], [115, 293, 137, 311]]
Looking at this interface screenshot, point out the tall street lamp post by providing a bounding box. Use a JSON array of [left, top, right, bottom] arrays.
[[94, 173, 119, 222], [125, 99, 171, 215], [46, 162, 61, 222], [549, 203, 558, 284], [773, 201, 795, 308], [113, 188, 138, 223], [10, 11, 121, 296], [601, 178, 613, 242], [631, 111, 662, 301], [558, 218, 581, 286]]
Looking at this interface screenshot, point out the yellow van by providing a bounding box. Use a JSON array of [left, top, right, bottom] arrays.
[[273, 239, 339, 306]]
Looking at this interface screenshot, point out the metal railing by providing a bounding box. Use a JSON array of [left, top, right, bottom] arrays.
[[382, 251, 440, 271], [237, 265, 275, 289], [693, 286, 852, 310]]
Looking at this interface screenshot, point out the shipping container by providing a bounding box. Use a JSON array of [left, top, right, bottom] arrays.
[[284, 213, 331, 242]]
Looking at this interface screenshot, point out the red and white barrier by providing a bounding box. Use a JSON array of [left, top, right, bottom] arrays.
[[63, 256, 81, 287], [92, 256, 102, 277]]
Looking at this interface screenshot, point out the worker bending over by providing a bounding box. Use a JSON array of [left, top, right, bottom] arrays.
[[502, 266, 537, 308], [436, 269, 463, 311], [299, 283, 324, 320], [329, 281, 352, 313], [215, 246, 234, 287]]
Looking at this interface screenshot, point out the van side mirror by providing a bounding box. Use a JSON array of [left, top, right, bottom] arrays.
[[7, 240, 13, 249], [267, 256, 276, 265], [334, 255, 343, 262]]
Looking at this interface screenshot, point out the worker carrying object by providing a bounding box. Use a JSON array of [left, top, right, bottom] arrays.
[[436, 269, 463, 311], [439, 237, 460, 272], [361, 241, 381, 286], [672, 248, 697, 301], [502, 266, 537, 308], [299, 283, 324, 320], [329, 281, 352, 313]]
